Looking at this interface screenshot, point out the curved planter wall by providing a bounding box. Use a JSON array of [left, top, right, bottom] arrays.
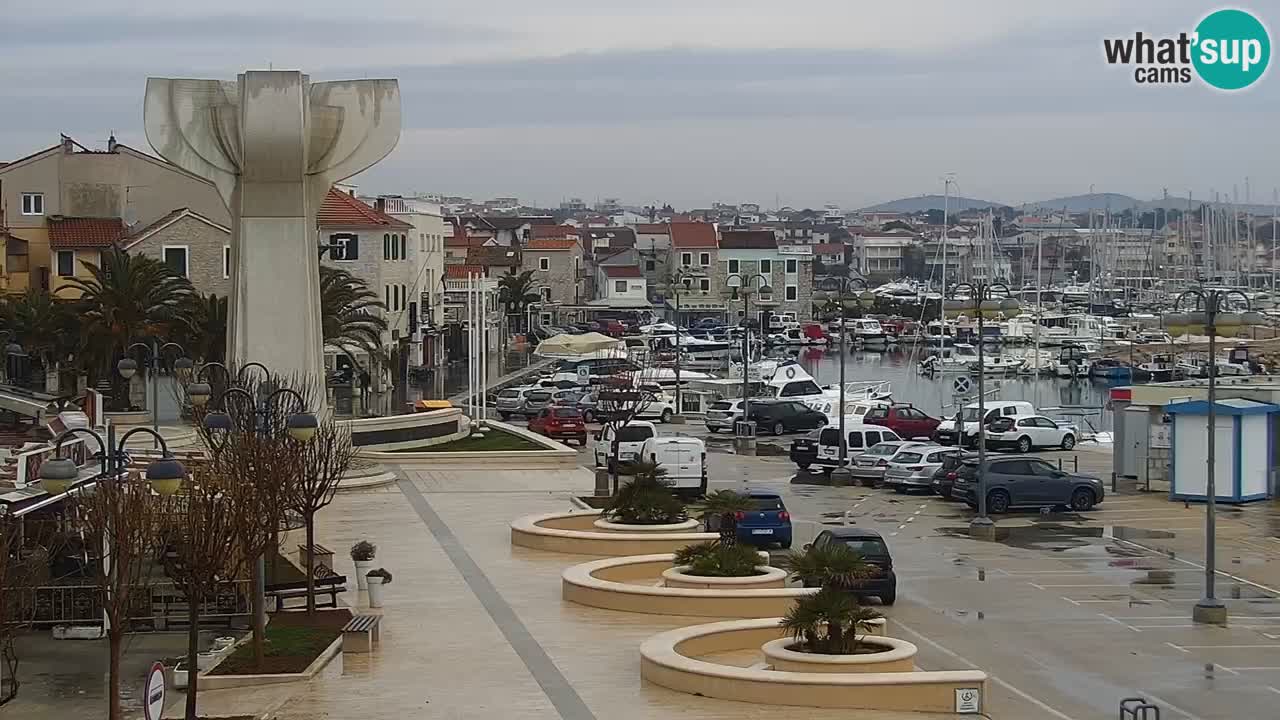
[[359, 418, 580, 470], [661, 564, 786, 590], [341, 407, 466, 450], [562, 554, 815, 618], [592, 518, 701, 533], [761, 635, 913, 673], [512, 511, 716, 556], [639, 618, 988, 713]]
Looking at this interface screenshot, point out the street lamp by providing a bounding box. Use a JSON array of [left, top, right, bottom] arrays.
[[815, 277, 872, 485], [724, 273, 772, 437], [663, 269, 697, 414], [948, 282, 1020, 536], [118, 340, 191, 443], [39, 425, 186, 496], [1164, 288, 1261, 625]]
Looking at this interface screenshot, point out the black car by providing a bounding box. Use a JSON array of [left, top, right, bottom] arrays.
[[747, 401, 828, 436], [806, 528, 896, 605], [789, 431, 821, 470], [929, 449, 977, 499], [951, 456, 1105, 513]]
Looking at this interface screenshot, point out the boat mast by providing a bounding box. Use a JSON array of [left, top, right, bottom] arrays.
[[941, 175, 950, 306], [1273, 188, 1277, 293]]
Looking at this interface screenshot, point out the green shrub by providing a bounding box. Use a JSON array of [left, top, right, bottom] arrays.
[[682, 542, 763, 577], [780, 587, 883, 654], [605, 462, 686, 525]]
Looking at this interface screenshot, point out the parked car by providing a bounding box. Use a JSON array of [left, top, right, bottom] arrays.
[[863, 403, 940, 440], [638, 436, 707, 497], [519, 388, 557, 418], [592, 420, 658, 472], [951, 456, 1105, 512], [705, 399, 746, 433], [634, 392, 677, 423], [929, 449, 976, 499], [882, 444, 952, 494], [984, 415, 1077, 452], [934, 400, 1037, 447], [807, 528, 896, 605], [495, 386, 539, 420], [851, 440, 925, 487], [814, 422, 902, 473], [598, 318, 626, 337], [748, 400, 828, 436], [733, 490, 792, 549], [789, 430, 821, 470], [527, 407, 588, 446]]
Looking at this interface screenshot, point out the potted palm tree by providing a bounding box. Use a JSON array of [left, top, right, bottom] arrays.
[[351, 541, 376, 590], [602, 462, 687, 526], [365, 568, 392, 608], [763, 587, 913, 673], [782, 542, 876, 589], [700, 489, 755, 544], [672, 541, 764, 577]]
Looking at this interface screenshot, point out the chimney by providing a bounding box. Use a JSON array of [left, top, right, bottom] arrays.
[[60, 134, 74, 153], [107, 133, 118, 152], [375, 197, 386, 214]]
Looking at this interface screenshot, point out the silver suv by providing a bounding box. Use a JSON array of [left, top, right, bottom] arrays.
[[705, 399, 746, 433], [496, 386, 538, 420]]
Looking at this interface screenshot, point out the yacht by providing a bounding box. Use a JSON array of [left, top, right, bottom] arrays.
[[1134, 353, 1177, 382], [849, 318, 888, 348], [971, 354, 1026, 374], [1060, 285, 1091, 305], [918, 343, 980, 374], [642, 323, 732, 362], [1055, 344, 1093, 378]]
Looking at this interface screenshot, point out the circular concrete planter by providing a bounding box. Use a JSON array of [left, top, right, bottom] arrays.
[[511, 510, 715, 556], [105, 410, 152, 426], [661, 564, 787, 589], [762, 634, 915, 673], [592, 517, 701, 533]]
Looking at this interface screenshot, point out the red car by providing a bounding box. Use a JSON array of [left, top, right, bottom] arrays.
[[528, 407, 589, 446], [864, 404, 939, 440], [598, 319, 626, 337]]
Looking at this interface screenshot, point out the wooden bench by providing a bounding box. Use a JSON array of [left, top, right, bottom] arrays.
[[341, 613, 382, 653], [297, 543, 334, 571], [264, 565, 347, 611]]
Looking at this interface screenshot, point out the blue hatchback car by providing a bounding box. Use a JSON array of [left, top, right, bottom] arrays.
[[734, 490, 792, 549]]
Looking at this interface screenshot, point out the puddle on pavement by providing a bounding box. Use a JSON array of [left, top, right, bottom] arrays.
[[932, 524, 1177, 552]]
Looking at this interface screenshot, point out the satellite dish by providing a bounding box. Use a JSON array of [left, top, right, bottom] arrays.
[[123, 204, 139, 229]]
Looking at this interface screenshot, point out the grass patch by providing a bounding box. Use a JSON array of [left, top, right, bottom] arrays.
[[392, 429, 544, 452], [209, 609, 351, 675]]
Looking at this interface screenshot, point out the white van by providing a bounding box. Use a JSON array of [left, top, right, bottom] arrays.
[[933, 400, 1036, 447], [638, 436, 708, 497], [594, 420, 658, 472], [815, 421, 902, 471]]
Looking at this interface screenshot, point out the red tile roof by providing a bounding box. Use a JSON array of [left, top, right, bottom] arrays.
[[813, 243, 846, 255], [718, 230, 777, 250], [467, 246, 521, 267], [668, 221, 718, 248], [530, 224, 580, 240], [445, 235, 479, 248], [317, 188, 412, 229], [603, 265, 643, 278], [444, 264, 484, 279], [49, 217, 125, 249], [632, 223, 669, 234], [526, 238, 579, 250]]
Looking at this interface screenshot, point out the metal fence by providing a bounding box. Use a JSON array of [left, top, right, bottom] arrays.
[[17, 580, 251, 627]]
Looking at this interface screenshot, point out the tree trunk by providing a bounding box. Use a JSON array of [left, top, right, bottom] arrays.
[[185, 593, 199, 720], [609, 434, 621, 495], [305, 515, 316, 616], [829, 622, 844, 655], [108, 630, 122, 720], [250, 555, 264, 669]]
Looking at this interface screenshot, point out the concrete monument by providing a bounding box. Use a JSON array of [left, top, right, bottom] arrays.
[[144, 71, 401, 409]]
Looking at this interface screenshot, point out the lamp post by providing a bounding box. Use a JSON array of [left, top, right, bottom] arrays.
[[118, 340, 193, 445], [725, 273, 772, 437], [664, 269, 696, 414], [948, 282, 1019, 536], [1166, 288, 1259, 625], [816, 278, 872, 485], [39, 425, 186, 497]]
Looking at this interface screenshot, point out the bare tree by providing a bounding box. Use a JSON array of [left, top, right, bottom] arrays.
[[163, 472, 241, 720], [0, 514, 52, 707], [73, 477, 172, 720], [595, 367, 655, 494], [288, 419, 355, 615]]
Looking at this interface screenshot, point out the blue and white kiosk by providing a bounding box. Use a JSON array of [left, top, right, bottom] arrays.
[[1165, 398, 1279, 504]]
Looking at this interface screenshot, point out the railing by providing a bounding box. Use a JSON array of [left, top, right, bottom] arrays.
[[18, 579, 252, 626], [444, 278, 500, 292]]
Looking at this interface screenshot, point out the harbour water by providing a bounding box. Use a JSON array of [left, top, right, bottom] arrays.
[[783, 346, 1119, 432]]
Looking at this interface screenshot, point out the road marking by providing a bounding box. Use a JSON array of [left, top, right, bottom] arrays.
[[1166, 642, 1190, 653], [1269, 686, 1280, 695], [1061, 596, 1082, 606], [890, 616, 1079, 720], [1098, 613, 1142, 632], [1140, 692, 1207, 720], [1113, 537, 1280, 599], [1171, 644, 1280, 650], [1028, 582, 1046, 590], [1068, 598, 1169, 604], [1038, 583, 1200, 588], [1223, 666, 1280, 671]]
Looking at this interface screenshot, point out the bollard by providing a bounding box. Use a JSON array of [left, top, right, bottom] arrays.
[[594, 466, 610, 497]]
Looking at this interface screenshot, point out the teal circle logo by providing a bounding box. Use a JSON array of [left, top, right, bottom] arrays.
[[1192, 9, 1270, 90]]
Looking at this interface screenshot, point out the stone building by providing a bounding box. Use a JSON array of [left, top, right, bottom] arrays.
[[522, 237, 584, 307], [121, 208, 232, 297]]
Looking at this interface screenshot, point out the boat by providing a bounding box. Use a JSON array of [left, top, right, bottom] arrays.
[[1055, 344, 1092, 378], [848, 318, 888, 348], [767, 325, 828, 346], [1089, 358, 1133, 380], [918, 343, 980, 374], [970, 355, 1026, 374], [1134, 353, 1177, 382]]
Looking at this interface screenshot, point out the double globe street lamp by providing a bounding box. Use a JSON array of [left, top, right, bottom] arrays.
[[724, 272, 772, 442], [39, 426, 186, 497], [946, 282, 1020, 536], [1163, 288, 1263, 626], [812, 277, 874, 485], [118, 340, 192, 444]]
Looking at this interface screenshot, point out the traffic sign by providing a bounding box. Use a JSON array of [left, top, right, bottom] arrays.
[[953, 376, 973, 395], [143, 662, 165, 720]]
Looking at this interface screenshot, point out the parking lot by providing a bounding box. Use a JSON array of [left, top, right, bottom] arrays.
[[504, 411, 1280, 719]]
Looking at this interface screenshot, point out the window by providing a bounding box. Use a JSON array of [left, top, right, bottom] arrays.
[[785, 258, 798, 273], [699, 252, 710, 266], [759, 259, 772, 274], [541, 287, 551, 302], [785, 285, 797, 301], [420, 232, 426, 251], [55, 250, 74, 277], [847, 432, 863, 449], [223, 246, 231, 278], [385, 285, 391, 308], [681, 252, 692, 267], [539, 257, 550, 271], [400, 235, 407, 260], [727, 259, 740, 274], [162, 246, 189, 277], [329, 233, 358, 261], [384, 233, 391, 260], [699, 278, 710, 292], [865, 431, 882, 445], [614, 280, 627, 293], [21, 193, 43, 216], [645, 259, 655, 272]]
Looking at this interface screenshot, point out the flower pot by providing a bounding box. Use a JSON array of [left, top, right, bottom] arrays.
[[366, 576, 385, 608], [354, 559, 372, 589]]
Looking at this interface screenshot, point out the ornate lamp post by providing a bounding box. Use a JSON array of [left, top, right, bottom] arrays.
[[814, 278, 873, 485], [948, 282, 1019, 536], [662, 269, 697, 414], [1165, 288, 1261, 625], [725, 273, 772, 437], [118, 340, 193, 443], [39, 426, 186, 496]]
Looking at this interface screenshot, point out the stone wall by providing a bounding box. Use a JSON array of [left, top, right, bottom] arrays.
[[129, 215, 231, 297]]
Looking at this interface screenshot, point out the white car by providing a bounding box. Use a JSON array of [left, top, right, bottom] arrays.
[[704, 399, 746, 433], [984, 415, 1077, 453], [593, 420, 659, 471], [633, 393, 677, 423], [934, 400, 1036, 447]]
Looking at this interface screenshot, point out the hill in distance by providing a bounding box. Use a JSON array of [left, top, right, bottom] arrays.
[[860, 194, 1009, 213], [1021, 192, 1140, 212]]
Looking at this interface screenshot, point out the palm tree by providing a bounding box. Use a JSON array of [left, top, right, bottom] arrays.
[[319, 266, 387, 367], [604, 461, 685, 525], [176, 294, 227, 364], [701, 489, 756, 544], [780, 587, 882, 654], [497, 270, 540, 330], [65, 249, 194, 406], [0, 290, 78, 389], [782, 542, 875, 589]]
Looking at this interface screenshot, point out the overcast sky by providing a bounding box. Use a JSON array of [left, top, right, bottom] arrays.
[[2, 1, 1276, 209]]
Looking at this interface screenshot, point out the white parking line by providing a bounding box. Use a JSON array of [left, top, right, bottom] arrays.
[[1223, 666, 1280, 671], [1168, 643, 1280, 650], [1098, 613, 1141, 632], [1037, 583, 1200, 588], [1113, 537, 1280, 599]]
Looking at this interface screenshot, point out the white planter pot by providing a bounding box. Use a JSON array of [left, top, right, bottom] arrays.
[[366, 576, 385, 608], [354, 560, 373, 590]]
